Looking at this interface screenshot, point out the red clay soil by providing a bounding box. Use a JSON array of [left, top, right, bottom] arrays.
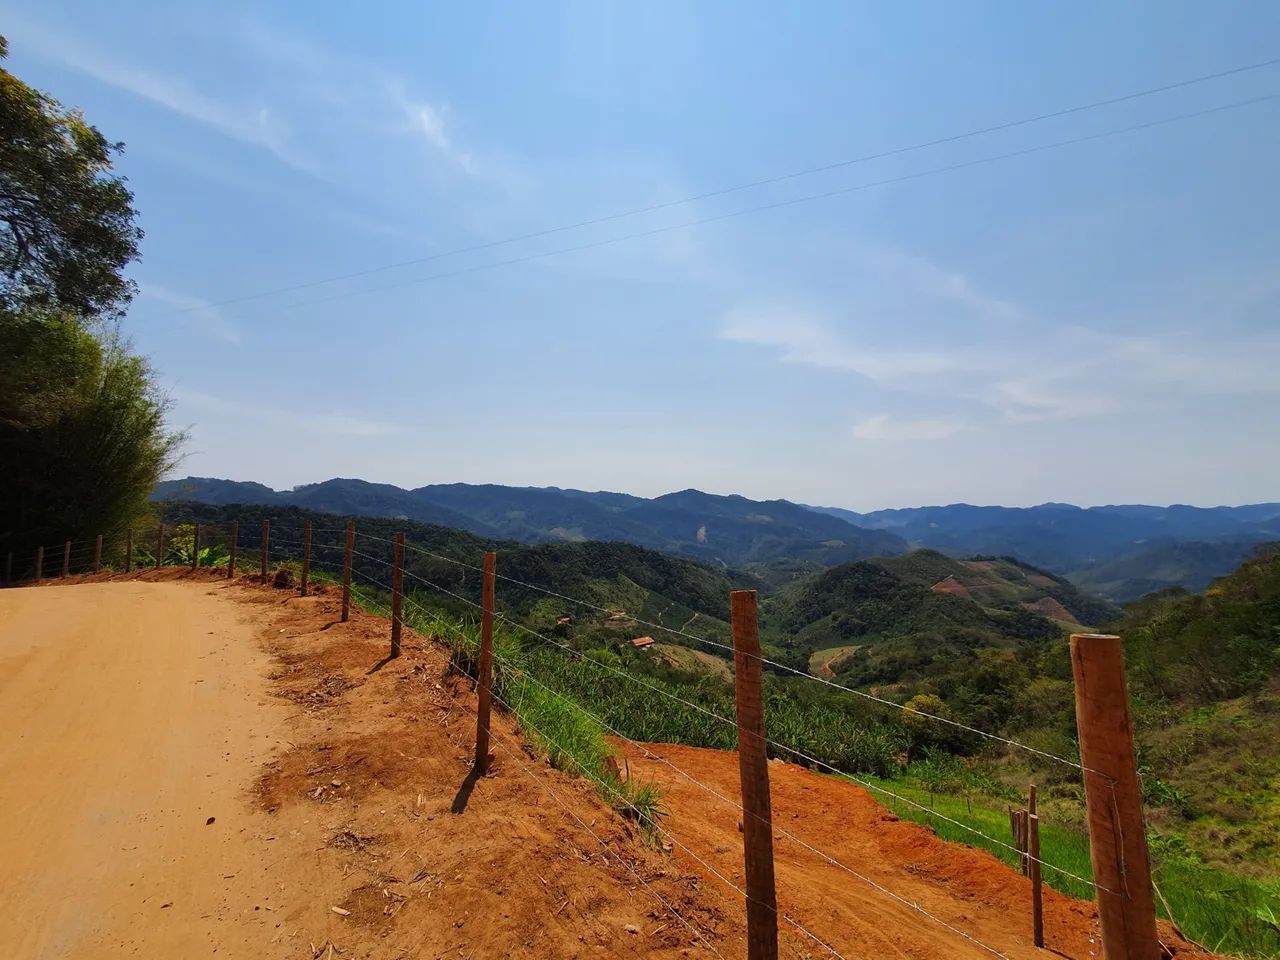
[[12, 568, 1217, 959], [1025, 595, 1082, 625], [930, 575, 974, 600], [619, 742, 1212, 960]]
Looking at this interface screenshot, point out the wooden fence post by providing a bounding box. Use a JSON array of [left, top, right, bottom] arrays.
[[191, 524, 200, 570], [156, 523, 165, 568], [228, 521, 238, 578], [475, 551, 497, 775], [35, 546, 44, 582], [93, 534, 102, 572], [1020, 810, 1030, 875], [730, 589, 779, 960], [390, 532, 404, 658], [300, 519, 312, 596], [1071, 633, 1159, 960], [62, 540, 70, 578], [341, 521, 354, 622], [1029, 811, 1044, 948], [260, 520, 270, 582], [125, 528, 133, 573]]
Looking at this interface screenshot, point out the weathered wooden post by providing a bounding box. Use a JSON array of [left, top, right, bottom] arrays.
[[341, 521, 354, 622], [1071, 632, 1159, 960], [62, 540, 70, 578], [93, 534, 102, 572], [260, 519, 270, 582], [730, 589, 779, 960], [475, 551, 497, 775], [156, 523, 165, 568], [35, 546, 44, 582], [228, 521, 238, 578], [191, 524, 200, 570], [300, 520, 312, 596], [1029, 809, 1044, 948], [390, 532, 404, 658], [125, 528, 133, 573]]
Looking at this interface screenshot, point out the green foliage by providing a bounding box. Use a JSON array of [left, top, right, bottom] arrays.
[[162, 524, 230, 568], [1117, 550, 1280, 704], [0, 43, 175, 564], [1, 314, 183, 558], [0, 37, 142, 320]]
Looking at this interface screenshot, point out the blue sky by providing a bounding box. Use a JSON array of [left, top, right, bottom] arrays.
[[4, 2, 1279, 509]]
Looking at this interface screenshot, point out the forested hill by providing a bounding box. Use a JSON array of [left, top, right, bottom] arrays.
[[805, 500, 1280, 583], [1084, 546, 1280, 873], [760, 549, 1114, 681], [154, 501, 745, 646], [153, 477, 908, 569]]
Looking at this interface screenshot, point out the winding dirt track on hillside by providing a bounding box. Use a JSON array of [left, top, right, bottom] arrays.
[[0, 573, 1214, 959]]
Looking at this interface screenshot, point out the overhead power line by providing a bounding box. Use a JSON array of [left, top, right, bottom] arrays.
[[195, 92, 1277, 322], [155, 56, 1279, 320]]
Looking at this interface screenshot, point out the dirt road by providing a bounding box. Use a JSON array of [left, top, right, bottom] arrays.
[[0, 575, 734, 959], [0, 580, 291, 958]]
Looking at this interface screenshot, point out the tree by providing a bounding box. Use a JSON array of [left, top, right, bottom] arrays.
[[0, 36, 142, 320], [0, 314, 184, 555], [0, 40, 180, 561]]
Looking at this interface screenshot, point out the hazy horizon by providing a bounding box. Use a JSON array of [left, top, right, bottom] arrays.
[[160, 473, 1279, 515]]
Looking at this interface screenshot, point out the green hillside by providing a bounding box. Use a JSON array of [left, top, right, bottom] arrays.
[[761, 550, 1112, 697], [154, 500, 742, 651], [1067, 539, 1276, 602]]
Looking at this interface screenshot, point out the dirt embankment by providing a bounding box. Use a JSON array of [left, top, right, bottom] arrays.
[[1, 570, 1217, 959], [1, 572, 732, 959]]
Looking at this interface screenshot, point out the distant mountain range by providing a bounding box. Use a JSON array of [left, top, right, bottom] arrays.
[[152, 477, 907, 571], [153, 477, 1280, 600]]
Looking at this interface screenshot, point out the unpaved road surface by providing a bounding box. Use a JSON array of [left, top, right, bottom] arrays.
[[0, 575, 732, 959], [0, 580, 290, 958]]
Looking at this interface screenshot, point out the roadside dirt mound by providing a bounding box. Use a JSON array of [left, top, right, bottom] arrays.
[[618, 742, 1214, 960], [225, 577, 738, 958]]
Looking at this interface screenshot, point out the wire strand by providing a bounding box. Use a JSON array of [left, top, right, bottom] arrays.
[[362, 566, 1008, 959], [208, 95, 1280, 320], [337, 566, 727, 957], [391, 540, 1096, 775], [147, 57, 1280, 320]]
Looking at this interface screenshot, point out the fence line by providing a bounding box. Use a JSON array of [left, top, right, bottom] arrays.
[[283, 553, 741, 956], [369, 531, 1099, 776], [293, 555, 998, 960], [303, 531, 1111, 894], [332, 553, 998, 960], [372, 549, 1100, 891], [322, 551, 1021, 956]]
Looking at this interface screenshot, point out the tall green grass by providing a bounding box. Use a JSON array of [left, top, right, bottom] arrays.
[[864, 769, 1280, 958]]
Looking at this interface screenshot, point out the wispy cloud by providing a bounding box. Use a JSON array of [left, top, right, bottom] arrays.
[[8, 14, 325, 179], [722, 285, 1280, 434], [720, 304, 968, 381], [171, 388, 401, 437], [852, 414, 973, 441], [138, 284, 242, 346]]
